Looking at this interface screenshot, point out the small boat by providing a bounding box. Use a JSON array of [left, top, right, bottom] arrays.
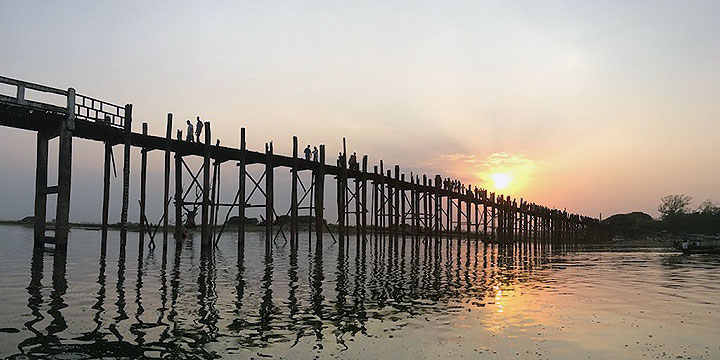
[[675, 240, 720, 254]]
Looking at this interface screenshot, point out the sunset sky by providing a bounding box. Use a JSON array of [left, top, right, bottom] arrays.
[[1, 1, 718, 222]]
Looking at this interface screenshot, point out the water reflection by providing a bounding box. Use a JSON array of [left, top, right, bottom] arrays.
[[8, 233, 719, 359]]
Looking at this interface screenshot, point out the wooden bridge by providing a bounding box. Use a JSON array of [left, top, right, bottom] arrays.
[[0, 75, 602, 255]]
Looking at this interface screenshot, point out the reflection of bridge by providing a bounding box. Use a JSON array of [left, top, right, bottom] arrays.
[[0, 75, 602, 254], [11, 231, 576, 358]]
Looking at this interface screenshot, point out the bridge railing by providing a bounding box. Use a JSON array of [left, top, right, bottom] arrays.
[[74, 93, 126, 128], [0, 75, 126, 129]]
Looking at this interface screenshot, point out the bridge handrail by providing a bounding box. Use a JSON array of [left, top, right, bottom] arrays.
[[0, 75, 68, 96], [0, 75, 125, 128], [75, 93, 126, 128]]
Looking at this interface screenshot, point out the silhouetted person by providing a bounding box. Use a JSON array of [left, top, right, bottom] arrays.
[[338, 152, 344, 167], [304, 145, 311, 161], [195, 117, 203, 143], [186, 120, 194, 142], [349, 152, 358, 171], [312, 146, 318, 162]]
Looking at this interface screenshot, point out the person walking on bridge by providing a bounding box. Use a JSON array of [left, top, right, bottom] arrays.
[[195, 117, 204, 144], [304, 145, 312, 161], [312, 146, 318, 162], [186, 120, 194, 142]]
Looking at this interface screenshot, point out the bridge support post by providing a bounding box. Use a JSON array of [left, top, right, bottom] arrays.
[[314, 145, 325, 243], [361, 156, 368, 243], [265, 142, 274, 248], [174, 130, 183, 241], [163, 114, 172, 251], [291, 136, 299, 247], [139, 123, 148, 248], [237, 128, 246, 250], [201, 122, 211, 249], [120, 104, 132, 246], [466, 187, 472, 239], [55, 88, 76, 251], [101, 129, 111, 249], [33, 129, 49, 247]]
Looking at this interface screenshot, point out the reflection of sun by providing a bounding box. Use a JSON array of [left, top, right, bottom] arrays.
[[491, 173, 512, 190]]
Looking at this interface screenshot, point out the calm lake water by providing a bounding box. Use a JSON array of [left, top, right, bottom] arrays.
[[1, 224, 719, 359]]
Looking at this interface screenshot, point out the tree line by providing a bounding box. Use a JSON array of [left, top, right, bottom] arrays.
[[657, 194, 720, 234]]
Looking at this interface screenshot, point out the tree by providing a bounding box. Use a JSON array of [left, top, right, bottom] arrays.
[[698, 199, 720, 215], [658, 194, 692, 219]]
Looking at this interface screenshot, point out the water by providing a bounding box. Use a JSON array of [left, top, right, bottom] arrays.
[[1, 225, 719, 359]]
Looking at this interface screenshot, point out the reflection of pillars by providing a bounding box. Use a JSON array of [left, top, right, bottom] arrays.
[[230, 233, 246, 331], [310, 232, 324, 342], [133, 246, 145, 345], [287, 236, 299, 325], [48, 251, 68, 337], [113, 244, 128, 341], [259, 243, 274, 333], [25, 248, 45, 343], [198, 250, 219, 340], [33, 129, 49, 247], [55, 88, 76, 250], [92, 248, 107, 334]]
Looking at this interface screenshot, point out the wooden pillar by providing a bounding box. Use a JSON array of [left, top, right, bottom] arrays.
[[55, 88, 76, 250], [422, 175, 428, 235], [238, 128, 246, 245], [101, 132, 111, 248], [291, 136, 299, 246], [355, 159, 362, 244], [394, 166, 401, 242], [163, 114, 172, 247], [386, 169, 393, 242], [174, 130, 183, 240], [139, 122, 148, 247], [466, 186, 472, 239], [338, 153, 346, 244], [265, 142, 274, 246], [400, 173, 406, 245], [314, 145, 325, 242], [373, 165, 380, 240], [361, 155, 368, 242], [201, 122, 211, 248], [33, 129, 49, 247], [410, 175, 416, 236], [119, 103, 132, 245], [474, 191, 480, 240]]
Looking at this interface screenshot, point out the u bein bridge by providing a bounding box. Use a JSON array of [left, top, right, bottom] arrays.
[[0, 75, 604, 256]]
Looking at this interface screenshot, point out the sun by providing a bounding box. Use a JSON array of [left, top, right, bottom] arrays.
[[491, 173, 512, 190]]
